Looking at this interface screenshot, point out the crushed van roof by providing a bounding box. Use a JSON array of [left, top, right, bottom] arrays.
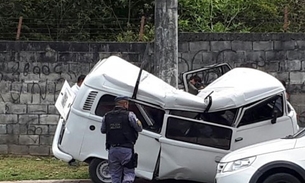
[[85, 56, 207, 111], [197, 67, 285, 112], [85, 56, 284, 112]]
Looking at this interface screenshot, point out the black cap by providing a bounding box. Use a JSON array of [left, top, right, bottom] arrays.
[[114, 96, 130, 102]]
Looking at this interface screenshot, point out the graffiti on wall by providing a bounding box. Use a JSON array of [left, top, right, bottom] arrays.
[[9, 62, 77, 80], [0, 60, 89, 104]]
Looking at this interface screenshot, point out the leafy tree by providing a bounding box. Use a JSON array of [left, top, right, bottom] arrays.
[[0, 0, 154, 41], [178, 0, 286, 32], [0, 0, 303, 41]]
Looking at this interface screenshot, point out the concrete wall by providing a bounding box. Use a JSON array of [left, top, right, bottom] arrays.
[[1, 33, 305, 155], [178, 33, 305, 125]]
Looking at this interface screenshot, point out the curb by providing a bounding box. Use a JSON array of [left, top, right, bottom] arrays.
[[0, 180, 92, 183]]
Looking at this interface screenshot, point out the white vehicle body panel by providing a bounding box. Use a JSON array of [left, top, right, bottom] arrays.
[[215, 130, 305, 183], [52, 56, 299, 183], [158, 117, 235, 182]]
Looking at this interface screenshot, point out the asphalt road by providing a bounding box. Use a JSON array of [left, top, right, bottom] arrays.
[[135, 178, 200, 183], [0, 179, 201, 183]]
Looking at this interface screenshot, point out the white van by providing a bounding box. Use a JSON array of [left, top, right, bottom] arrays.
[[52, 56, 299, 183]]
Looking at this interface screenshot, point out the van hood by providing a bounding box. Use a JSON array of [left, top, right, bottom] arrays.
[[221, 138, 297, 162]]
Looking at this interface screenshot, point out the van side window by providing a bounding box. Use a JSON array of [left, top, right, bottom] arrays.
[[169, 110, 200, 119], [166, 117, 233, 150], [95, 94, 115, 116], [201, 109, 237, 126], [238, 95, 284, 127], [95, 94, 164, 133], [170, 109, 237, 126]]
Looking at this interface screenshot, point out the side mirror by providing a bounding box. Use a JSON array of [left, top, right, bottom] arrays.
[[271, 110, 278, 124]]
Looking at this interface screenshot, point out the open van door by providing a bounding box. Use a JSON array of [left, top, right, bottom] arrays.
[[158, 114, 235, 183], [132, 102, 163, 180], [55, 80, 75, 120], [182, 63, 232, 94]]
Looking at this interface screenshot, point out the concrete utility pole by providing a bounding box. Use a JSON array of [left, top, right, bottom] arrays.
[[154, 0, 178, 88]]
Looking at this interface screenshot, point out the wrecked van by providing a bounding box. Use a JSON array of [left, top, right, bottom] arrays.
[[52, 56, 299, 183]]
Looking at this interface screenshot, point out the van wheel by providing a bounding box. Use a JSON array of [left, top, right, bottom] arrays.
[[89, 158, 111, 183], [262, 173, 301, 183]]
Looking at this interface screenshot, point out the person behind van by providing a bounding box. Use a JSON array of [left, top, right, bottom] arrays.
[[71, 75, 86, 95], [101, 96, 143, 183], [188, 75, 204, 95]]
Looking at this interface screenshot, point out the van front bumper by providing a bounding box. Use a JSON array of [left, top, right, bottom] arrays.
[[52, 118, 73, 162]]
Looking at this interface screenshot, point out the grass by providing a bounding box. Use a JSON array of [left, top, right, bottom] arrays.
[[0, 155, 89, 181]]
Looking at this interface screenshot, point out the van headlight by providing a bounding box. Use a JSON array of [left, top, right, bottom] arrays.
[[218, 156, 256, 173]]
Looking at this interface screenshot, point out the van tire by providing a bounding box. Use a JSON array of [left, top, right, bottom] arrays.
[[262, 173, 301, 183], [89, 158, 111, 183]]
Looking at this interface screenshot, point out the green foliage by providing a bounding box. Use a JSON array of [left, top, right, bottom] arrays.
[[178, 0, 286, 33], [0, 0, 155, 41], [0, 0, 303, 41], [116, 23, 155, 42]]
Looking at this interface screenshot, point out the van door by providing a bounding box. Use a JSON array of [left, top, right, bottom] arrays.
[[133, 103, 164, 180], [233, 94, 294, 150], [158, 114, 235, 183], [182, 63, 231, 93], [55, 80, 75, 120], [135, 130, 161, 180]]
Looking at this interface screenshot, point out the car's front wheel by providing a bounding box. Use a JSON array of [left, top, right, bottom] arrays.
[[262, 172, 301, 183], [89, 158, 112, 183]]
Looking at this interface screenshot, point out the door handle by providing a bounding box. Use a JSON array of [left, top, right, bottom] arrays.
[[235, 137, 243, 142]]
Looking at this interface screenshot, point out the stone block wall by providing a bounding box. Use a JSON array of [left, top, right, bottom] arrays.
[[0, 42, 146, 155], [0, 33, 305, 155]]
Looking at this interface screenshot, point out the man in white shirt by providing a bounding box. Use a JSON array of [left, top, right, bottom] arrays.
[[71, 75, 86, 95]]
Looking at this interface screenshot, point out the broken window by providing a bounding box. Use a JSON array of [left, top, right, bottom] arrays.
[[182, 63, 231, 93], [201, 109, 238, 126], [135, 104, 164, 133], [95, 94, 164, 133], [169, 109, 238, 126], [169, 110, 200, 119], [166, 117, 232, 150]]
